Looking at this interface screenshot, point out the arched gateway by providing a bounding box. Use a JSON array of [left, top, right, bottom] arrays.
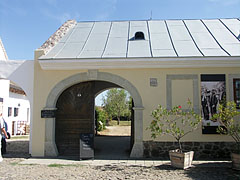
[[44, 70, 144, 158]]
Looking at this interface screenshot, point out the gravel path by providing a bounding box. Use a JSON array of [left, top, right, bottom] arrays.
[[1, 139, 240, 180]]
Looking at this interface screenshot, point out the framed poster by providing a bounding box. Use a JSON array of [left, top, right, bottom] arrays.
[[201, 74, 226, 134]]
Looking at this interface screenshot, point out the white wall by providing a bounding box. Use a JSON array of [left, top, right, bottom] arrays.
[[0, 79, 10, 98], [0, 60, 34, 153], [0, 79, 30, 136], [6, 92, 30, 135]]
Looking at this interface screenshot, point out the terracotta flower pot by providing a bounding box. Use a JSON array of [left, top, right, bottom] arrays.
[[231, 153, 240, 170], [169, 149, 194, 169]]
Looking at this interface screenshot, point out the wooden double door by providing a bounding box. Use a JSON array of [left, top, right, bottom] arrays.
[[55, 81, 121, 158]]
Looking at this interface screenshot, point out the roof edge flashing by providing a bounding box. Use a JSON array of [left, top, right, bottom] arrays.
[[38, 57, 240, 70]]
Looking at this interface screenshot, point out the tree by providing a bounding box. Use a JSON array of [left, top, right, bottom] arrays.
[[149, 100, 201, 152], [103, 88, 129, 125], [213, 101, 240, 152]]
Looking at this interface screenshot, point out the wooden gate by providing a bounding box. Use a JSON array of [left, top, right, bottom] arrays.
[[55, 82, 95, 157]]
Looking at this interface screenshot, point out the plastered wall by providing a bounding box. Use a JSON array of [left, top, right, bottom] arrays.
[[32, 56, 240, 156]]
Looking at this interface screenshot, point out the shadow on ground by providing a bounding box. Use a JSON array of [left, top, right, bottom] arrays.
[[94, 135, 131, 160], [93, 163, 240, 180], [3, 140, 30, 158]]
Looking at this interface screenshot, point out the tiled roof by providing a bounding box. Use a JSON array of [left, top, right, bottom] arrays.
[[39, 18, 240, 60]]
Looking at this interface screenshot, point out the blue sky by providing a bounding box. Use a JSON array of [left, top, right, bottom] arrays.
[[0, 0, 239, 60]]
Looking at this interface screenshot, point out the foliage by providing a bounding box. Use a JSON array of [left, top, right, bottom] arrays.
[[126, 96, 133, 121], [103, 88, 130, 125], [108, 120, 131, 126], [95, 107, 108, 131], [149, 100, 201, 152], [213, 101, 240, 152]]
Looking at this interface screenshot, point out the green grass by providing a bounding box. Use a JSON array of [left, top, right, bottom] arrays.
[[10, 162, 19, 166], [108, 120, 131, 126]]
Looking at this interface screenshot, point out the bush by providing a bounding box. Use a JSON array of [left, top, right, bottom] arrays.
[[95, 107, 108, 131], [213, 101, 240, 152], [148, 100, 201, 152]]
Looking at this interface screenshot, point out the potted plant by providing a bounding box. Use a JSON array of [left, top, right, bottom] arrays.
[[148, 100, 201, 169], [212, 101, 240, 170]]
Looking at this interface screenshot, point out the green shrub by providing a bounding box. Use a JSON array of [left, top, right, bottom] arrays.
[[213, 101, 240, 152], [95, 107, 108, 131], [148, 100, 201, 153]]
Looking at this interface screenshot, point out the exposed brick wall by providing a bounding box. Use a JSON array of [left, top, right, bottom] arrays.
[[39, 20, 77, 54]]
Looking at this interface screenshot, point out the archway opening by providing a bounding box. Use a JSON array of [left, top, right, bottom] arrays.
[[55, 81, 134, 159], [0, 78, 30, 157], [94, 88, 134, 159]]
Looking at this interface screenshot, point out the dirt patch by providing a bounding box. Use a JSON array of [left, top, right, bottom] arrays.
[[98, 126, 131, 136]]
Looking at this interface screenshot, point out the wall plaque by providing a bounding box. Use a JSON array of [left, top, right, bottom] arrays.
[[80, 133, 94, 160], [41, 110, 56, 118], [150, 78, 158, 87]]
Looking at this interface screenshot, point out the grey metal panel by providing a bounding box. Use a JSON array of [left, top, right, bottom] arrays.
[[128, 21, 151, 57], [75, 22, 94, 28], [103, 21, 129, 58], [78, 22, 111, 58], [152, 49, 176, 57], [148, 21, 177, 57], [201, 48, 230, 56], [109, 21, 129, 37], [40, 42, 65, 59], [166, 20, 202, 56], [78, 50, 103, 58], [66, 27, 93, 43], [184, 20, 228, 56], [128, 41, 151, 57], [203, 19, 240, 56], [90, 21, 111, 34], [148, 20, 169, 33], [220, 19, 240, 39], [102, 37, 128, 58], [81, 35, 108, 51], [55, 42, 85, 58]]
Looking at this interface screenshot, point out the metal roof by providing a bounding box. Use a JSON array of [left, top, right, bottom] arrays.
[[39, 18, 240, 60]]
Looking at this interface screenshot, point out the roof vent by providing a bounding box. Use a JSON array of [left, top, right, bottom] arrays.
[[134, 31, 145, 40]]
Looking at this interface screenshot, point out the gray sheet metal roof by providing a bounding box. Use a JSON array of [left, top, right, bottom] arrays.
[[39, 18, 240, 60]]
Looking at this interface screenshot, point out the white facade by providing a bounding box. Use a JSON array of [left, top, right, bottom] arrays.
[[0, 79, 30, 136], [0, 39, 31, 136]]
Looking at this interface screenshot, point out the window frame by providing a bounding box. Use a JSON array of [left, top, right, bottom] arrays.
[[8, 107, 12, 117], [14, 107, 19, 117]]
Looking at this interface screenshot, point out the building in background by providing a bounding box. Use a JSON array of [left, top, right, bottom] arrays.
[[0, 38, 30, 136]]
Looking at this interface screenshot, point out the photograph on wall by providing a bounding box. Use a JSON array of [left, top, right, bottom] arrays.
[[201, 74, 226, 134]]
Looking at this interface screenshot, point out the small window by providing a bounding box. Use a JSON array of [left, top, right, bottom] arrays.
[[8, 107, 12, 117], [233, 79, 240, 108], [134, 32, 145, 40], [14, 107, 19, 117]]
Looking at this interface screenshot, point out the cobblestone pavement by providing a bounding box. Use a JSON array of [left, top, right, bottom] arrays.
[[1, 139, 240, 180], [1, 157, 240, 180]]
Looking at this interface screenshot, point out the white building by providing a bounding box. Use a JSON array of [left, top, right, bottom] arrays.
[[0, 38, 30, 136]]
